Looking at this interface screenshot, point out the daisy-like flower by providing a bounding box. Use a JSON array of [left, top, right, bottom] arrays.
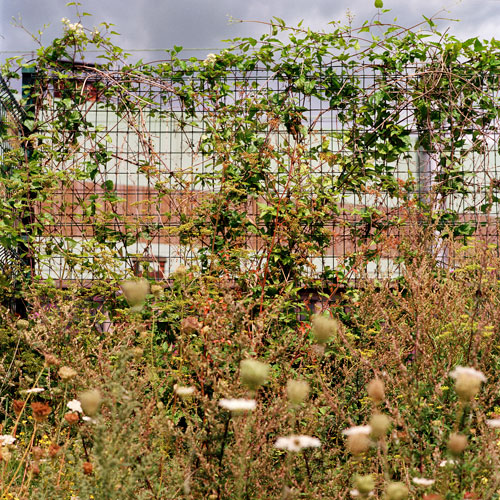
[[218, 398, 256, 412], [412, 477, 435, 486], [342, 425, 372, 436], [67, 400, 83, 413], [22, 388, 45, 394], [274, 435, 321, 452], [0, 435, 16, 446], [486, 419, 500, 428], [174, 385, 195, 397]]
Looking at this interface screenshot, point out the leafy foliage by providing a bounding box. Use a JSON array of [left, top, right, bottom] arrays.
[[1, 7, 500, 499]]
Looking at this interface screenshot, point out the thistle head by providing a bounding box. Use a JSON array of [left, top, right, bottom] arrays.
[[449, 366, 486, 402]]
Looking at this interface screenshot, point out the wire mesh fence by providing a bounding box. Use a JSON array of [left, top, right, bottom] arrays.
[[3, 61, 500, 284], [0, 73, 26, 277]]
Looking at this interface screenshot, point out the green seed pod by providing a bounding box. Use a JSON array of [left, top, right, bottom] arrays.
[[240, 359, 269, 391], [447, 433, 467, 455], [16, 319, 29, 331], [286, 379, 310, 404], [311, 314, 338, 344], [354, 474, 375, 495], [150, 284, 164, 299], [385, 482, 408, 500], [370, 413, 391, 439], [79, 389, 102, 416]]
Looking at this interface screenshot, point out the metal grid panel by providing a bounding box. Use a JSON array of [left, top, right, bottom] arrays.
[[21, 63, 500, 282], [0, 73, 25, 275]]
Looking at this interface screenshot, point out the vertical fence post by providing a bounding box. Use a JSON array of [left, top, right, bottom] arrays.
[[417, 142, 449, 266]]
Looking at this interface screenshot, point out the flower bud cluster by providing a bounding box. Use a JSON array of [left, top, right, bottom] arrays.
[[61, 18, 84, 36]]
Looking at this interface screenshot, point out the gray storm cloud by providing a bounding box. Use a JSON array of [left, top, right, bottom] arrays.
[[1, 0, 499, 62]]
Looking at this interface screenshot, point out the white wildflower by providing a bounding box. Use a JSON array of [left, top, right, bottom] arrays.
[[71, 23, 84, 36], [412, 477, 435, 486], [62, 19, 84, 36], [350, 490, 374, 498], [449, 366, 486, 401], [439, 459, 456, 467], [22, 388, 45, 394], [203, 53, 217, 66], [342, 425, 372, 436], [449, 366, 486, 382], [274, 435, 321, 452], [218, 398, 256, 412], [174, 385, 196, 397], [0, 435, 16, 446], [67, 399, 83, 413]]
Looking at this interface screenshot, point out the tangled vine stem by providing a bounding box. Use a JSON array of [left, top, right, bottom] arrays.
[[2, 10, 500, 290], [2, 10, 500, 498]]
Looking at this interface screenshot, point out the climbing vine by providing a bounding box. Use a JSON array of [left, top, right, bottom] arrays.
[[2, 8, 500, 298]]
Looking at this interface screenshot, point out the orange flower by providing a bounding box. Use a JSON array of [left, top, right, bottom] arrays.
[[31, 461, 40, 475], [64, 412, 79, 425], [31, 402, 52, 422], [12, 400, 25, 416], [48, 443, 61, 458], [32, 446, 45, 460]]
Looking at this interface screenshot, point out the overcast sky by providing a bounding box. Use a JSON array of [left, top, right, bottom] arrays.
[[1, 0, 500, 64]]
